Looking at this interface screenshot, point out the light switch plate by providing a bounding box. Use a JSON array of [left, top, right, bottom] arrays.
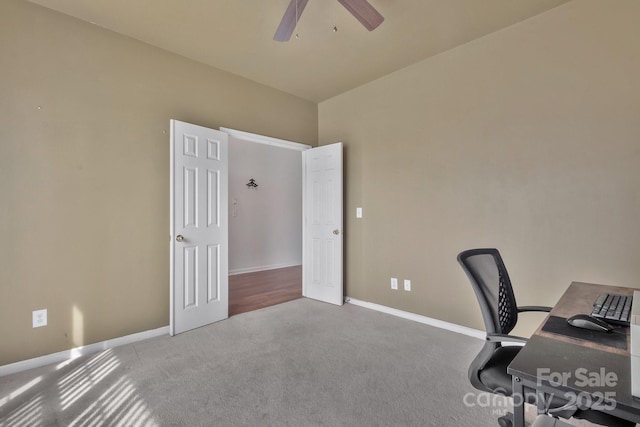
[[356, 207, 363, 218]]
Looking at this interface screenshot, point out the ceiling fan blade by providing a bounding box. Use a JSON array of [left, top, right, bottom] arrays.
[[337, 0, 384, 31], [273, 0, 310, 42]]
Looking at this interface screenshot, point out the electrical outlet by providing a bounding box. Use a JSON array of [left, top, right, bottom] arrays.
[[404, 279, 411, 291], [33, 309, 47, 328], [391, 278, 398, 290]]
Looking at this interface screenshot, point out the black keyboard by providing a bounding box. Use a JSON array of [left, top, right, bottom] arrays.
[[591, 293, 632, 326]]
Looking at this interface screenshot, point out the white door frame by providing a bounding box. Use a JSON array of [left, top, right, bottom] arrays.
[[220, 128, 311, 152], [222, 129, 344, 306], [171, 125, 343, 335]]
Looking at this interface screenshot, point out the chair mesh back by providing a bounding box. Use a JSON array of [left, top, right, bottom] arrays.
[[457, 249, 518, 335]]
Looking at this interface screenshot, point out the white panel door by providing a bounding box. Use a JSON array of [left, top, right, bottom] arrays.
[[170, 120, 228, 335], [302, 143, 343, 305]]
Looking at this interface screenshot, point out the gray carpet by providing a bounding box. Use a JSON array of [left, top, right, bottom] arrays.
[[1, 298, 517, 426]]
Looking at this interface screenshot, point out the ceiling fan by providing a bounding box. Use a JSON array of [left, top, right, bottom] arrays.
[[274, 0, 384, 42]]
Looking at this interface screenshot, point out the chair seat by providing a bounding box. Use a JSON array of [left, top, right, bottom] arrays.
[[478, 345, 521, 395]]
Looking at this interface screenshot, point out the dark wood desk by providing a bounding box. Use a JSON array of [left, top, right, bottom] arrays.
[[507, 282, 640, 427]]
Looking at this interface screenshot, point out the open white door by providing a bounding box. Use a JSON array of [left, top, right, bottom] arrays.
[[170, 120, 228, 335], [302, 143, 343, 305]]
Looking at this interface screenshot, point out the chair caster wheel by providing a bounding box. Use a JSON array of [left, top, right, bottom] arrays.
[[498, 414, 513, 427]]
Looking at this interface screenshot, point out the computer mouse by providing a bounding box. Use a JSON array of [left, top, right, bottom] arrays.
[[567, 314, 613, 332]]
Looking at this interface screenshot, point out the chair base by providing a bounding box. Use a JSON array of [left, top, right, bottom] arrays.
[[498, 413, 574, 427], [531, 415, 572, 427]]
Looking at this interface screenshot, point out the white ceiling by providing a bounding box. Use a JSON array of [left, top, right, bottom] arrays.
[[27, 0, 571, 102]]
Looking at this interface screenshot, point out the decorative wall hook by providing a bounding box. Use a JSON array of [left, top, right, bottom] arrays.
[[246, 178, 259, 189]]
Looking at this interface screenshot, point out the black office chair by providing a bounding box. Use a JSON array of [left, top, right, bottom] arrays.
[[458, 248, 635, 427]]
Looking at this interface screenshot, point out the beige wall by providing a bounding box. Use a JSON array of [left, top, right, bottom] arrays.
[[319, 0, 640, 335], [0, 0, 317, 365]]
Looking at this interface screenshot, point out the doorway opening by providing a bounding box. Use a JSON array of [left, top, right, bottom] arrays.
[[225, 129, 309, 316]]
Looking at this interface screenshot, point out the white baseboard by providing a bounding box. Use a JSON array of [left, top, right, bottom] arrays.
[[2, 299, 482, 377], [0, 326, 169, 377], [229, 263, 301, 276], [345, 297, 485, 340]]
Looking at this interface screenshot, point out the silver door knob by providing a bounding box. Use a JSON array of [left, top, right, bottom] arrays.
[[176, 235, 184, 242], [333, 229, 340, 235]]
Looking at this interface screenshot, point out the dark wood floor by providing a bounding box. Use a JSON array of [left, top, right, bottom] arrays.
[[228, 265, 302, 316]]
